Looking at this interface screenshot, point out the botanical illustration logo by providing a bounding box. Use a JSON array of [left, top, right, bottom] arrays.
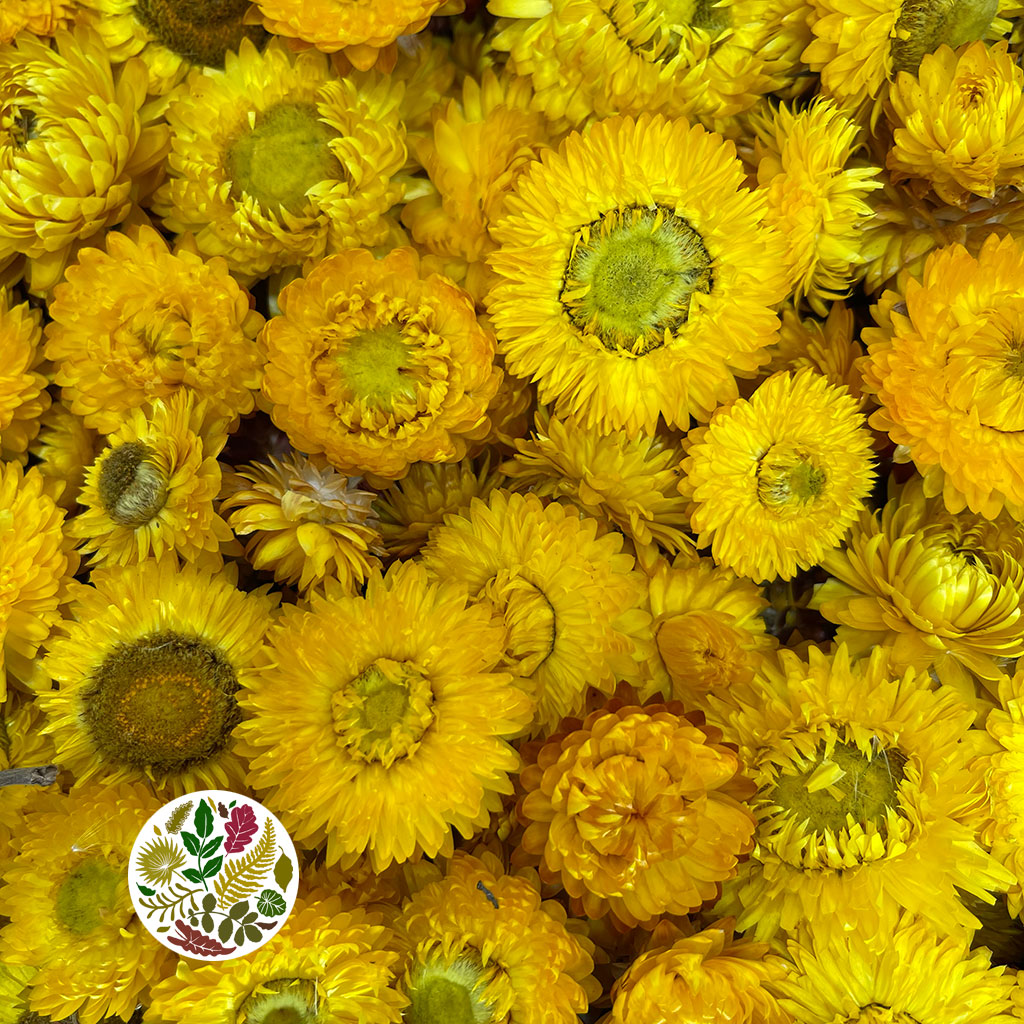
[[129, 789, 298, 961]]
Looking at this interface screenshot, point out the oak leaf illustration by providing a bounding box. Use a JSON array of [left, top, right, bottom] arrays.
[[167, 920, 236, 956], [213, 820, 276, 909], [224, 804, 258, 853]]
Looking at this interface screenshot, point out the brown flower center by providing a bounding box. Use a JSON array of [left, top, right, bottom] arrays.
[[134, 0, 268, 68], [97, 441, 169, 527], [84, 631, 240, 775]]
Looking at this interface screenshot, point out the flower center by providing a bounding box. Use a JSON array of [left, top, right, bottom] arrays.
[[97, 441, 169, 527], [335, 323, 419, 409], [890, 0, 997, 75], [656, 611, 759, 692], [55, 857, 126, 936], [560, 204, 712, 357], [331, 658, 435, 767], [756, 444, 827, 518], [481, 571, 556, 677], [849, 1009, 920, 1024], [133, 0, 267, 67], [404, 957, 495, 1024], [238, 978, 322, 1024], [83, 631, 240, 775], [225, 103, 342, 215], [765, 739, 909, 870]]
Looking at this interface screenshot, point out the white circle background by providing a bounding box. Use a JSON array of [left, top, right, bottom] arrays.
[[129, 789, 299, 961]]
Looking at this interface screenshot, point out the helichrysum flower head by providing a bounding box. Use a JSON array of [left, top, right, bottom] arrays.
[[0, 783, 170, 1024], [0, 462, 78, 696], [74, 0, 267, 95], [606, 920, 790, 1024], [372, 456, 506, 559], [487, 114, 788, 436], [751, 99, 882, 313], [0, 27, 169, 294], [262, 247, 501, 481], [147, 896, 404, 1024], [394, 851, 598, 1024], [488, 0, 789, 131], [39, 558, 277, 794], [421, 490, 648, 731], [802, 0, 1004, 113], [863, 233, 1024, 518], [44, 226, 265, 434], [714, 645, 1011, 942], [814, 479, 1024, 693], [517, 697, 757, 928], [643, 555, 778, 715], [775, 915, 1016, 1023], [976, 667, 1024, 914], [680, 368, 876, 582], [0, 0, 74, 42], [221, 452, 384, 593], [253, 0, 460, 71], [152, 38, 407, 279], [235, 560, 534, 871], [69, 391, 234, 569], [401, 70, 551, 301], [501, 408, 693, 559], [763, 302, 869, 410], [887, 41, 1024, 206], [0, 290, 49, 462], [28, 402, 101, 510]]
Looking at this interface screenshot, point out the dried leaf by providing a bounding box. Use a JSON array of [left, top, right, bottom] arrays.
[[224, 804, 258, 853], [167, 920, 236, 956]]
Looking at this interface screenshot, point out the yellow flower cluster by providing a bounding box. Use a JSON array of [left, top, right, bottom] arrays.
[[4, 2, 1024, 1023]]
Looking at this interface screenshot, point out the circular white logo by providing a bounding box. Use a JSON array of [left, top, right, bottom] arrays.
[[129, 790, 299, 960]]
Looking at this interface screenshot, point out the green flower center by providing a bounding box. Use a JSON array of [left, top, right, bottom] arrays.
[[405, 958, 495, 1024], [133, 0, 267, 67], [238, 978, 322, 1024], [84, 630, 240, 776], [560, 204, 712, 357], [226, 103, 342, 215], [97, 441, 168, 528], [756, 444, 827, 518], [332, 657, 435, 766], [1006, 344, 1024, 380], [770, 741, 907, 838], [55, 857, 124, 936], [335, 323, 419, 409], [607, 0, 731, 62], [890, 0, 997, 75]]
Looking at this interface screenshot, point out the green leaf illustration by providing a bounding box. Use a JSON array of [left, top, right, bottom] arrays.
[[218, 917, 233, 942], [157, 926, 169, 933], [202, 855, 223, 879], [180, 832, 200, 856], [243, 925, 262, 942], [165, 800, 193, 835], [201, 913, 214, 933], [136, 883, 156, 896], [242, 911, 258, 924], [182, 868, 204, 884], [273, 852, 293, 891], [213, 822, 276, 909], [194, 800, 214, 839], [229, 900, 249, 919], [137, 882, 201, 924], [202, 893, 216, 912], [200, 836, 223, 859], [234, 927, 245, 945], [256, 889, 287, 917]]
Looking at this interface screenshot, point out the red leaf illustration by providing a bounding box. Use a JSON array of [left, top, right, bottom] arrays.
[[167, 920, 237, 956], [224, 804, 258, 853]]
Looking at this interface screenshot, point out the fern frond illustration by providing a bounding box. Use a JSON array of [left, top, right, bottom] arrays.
[[213, 821, 276, 909], [166, 800, 193, 835], [137, 836, 188, 886]]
